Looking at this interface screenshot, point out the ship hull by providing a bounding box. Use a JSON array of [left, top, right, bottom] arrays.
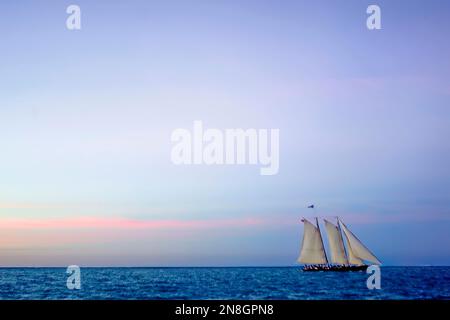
[[302, 265, 368, 272]]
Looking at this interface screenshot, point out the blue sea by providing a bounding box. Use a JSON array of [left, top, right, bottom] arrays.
[[0, 267, 449, 300]]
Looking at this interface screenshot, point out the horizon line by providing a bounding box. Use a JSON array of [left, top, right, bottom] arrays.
[[0, 265, 447, 268]]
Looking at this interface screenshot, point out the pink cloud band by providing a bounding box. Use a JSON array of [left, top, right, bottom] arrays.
[[0, 216, 267, 230]]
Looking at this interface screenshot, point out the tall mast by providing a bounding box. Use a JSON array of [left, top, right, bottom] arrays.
[[336, 217, 349, 265], [316, 217, 328, 264]]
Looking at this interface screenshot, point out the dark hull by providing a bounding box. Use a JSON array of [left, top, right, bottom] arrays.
[[302, 265, 368, 272]]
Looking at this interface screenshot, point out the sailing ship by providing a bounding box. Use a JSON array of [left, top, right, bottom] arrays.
[[297, 217, 381, 271]]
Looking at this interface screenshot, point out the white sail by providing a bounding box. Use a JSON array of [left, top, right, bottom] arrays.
[[339, 219, 381, 265], [343, 231, 364, 265], [297, 219, 328, 264], [324, 219, 348, 265]]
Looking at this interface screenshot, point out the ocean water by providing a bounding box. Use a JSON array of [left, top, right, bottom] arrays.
[[0, 267, 449, 300]]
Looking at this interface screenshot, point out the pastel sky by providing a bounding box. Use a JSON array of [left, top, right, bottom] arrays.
[[1, 0, 450, 266]]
